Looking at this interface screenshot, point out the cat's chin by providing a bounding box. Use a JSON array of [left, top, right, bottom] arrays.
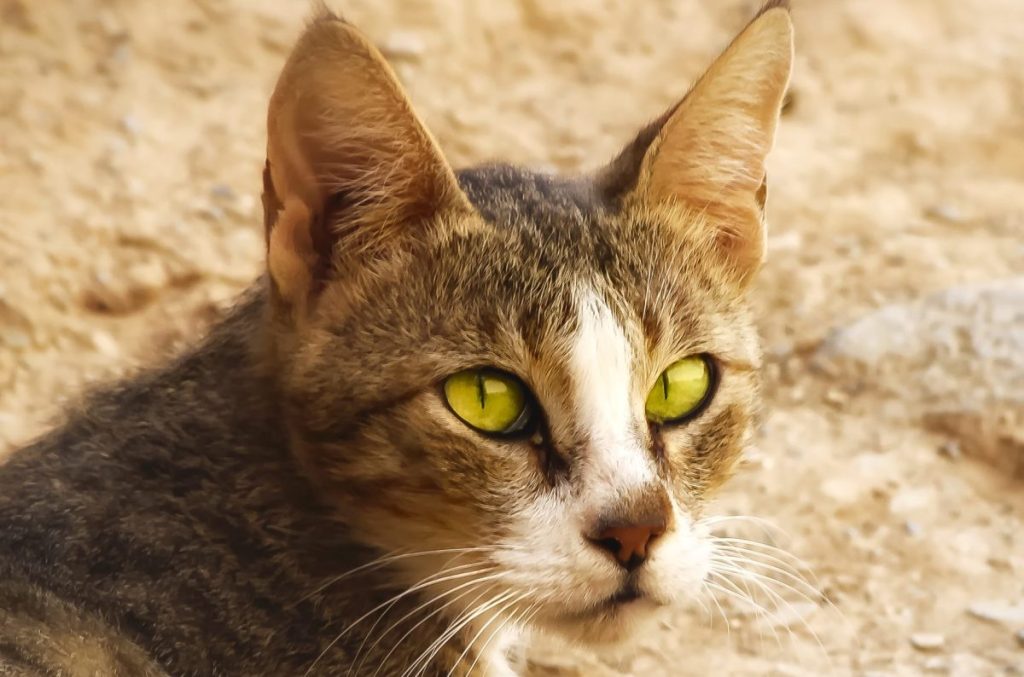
[[533, 594, 667, 647]]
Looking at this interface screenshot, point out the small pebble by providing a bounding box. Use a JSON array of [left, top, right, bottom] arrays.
[[824, 388, 848, 406], [234, 194, 256, 217], [910, 632, 945, 651], [1016, 629, 1024, 648], [380, 31, 425, 60], [110, 43, 133, 66], [119, 114, 142, 138], [196, 204, 225, 222], [91, 330, 121, 358], [922, 657, 947, 673], [924, 203, 965, 223], [904, 520, 922, 537], [127, 261, 167, 291], [210, 183, 235, 201], [938, 440, 962, 460]]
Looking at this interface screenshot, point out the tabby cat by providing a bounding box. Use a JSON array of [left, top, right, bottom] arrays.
[[0, 2, 793, 675]]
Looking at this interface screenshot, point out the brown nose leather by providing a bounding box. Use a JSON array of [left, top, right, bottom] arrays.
[[588, 521, 665, 570]]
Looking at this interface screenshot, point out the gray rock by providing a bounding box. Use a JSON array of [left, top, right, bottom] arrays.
[[815, 278, 1024, 411]]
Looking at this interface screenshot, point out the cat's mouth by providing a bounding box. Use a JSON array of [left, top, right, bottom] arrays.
[[531, 579, 667, 645], [563, 580, 665, 621], [604, 583, 646, 608]]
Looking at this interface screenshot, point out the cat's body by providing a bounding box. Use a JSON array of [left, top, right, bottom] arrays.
[[0, 4, 793, 676], [0, 291, 454, 676]]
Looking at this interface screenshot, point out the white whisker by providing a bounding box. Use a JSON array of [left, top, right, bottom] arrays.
[[405, 589, 517, 677], [297, 546, 500, 605], [446, 591, 528, 677], [707, 571, 782, 650], [368, 575, 509, 677], [712, 560, 831, 662], [304, 563, 502, 676], [349, 563, 498, 675]]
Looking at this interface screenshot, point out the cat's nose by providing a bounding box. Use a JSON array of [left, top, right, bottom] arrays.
[[586, 518, 666, 571]]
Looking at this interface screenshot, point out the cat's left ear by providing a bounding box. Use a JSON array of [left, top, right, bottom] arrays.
[[599, 2, 793, 288], [262, 8, 472, 319]]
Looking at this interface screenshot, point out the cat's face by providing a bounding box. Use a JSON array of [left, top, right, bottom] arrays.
[[283, 169, 763, 642], [264, 3, 791, 648]]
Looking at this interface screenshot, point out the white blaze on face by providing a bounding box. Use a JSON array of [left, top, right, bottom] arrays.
[[495, 286, 712, 626], [569, 287, 655, 498]]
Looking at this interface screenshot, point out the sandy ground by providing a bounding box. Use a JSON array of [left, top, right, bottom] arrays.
[[2, 0, 1023, 675]]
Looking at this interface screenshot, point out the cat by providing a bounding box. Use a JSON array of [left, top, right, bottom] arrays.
[[0, 2, 793, 675]]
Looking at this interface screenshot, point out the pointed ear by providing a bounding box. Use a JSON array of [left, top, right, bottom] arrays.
[[262, 9, 470, 313], [599, 2, 793, 288]]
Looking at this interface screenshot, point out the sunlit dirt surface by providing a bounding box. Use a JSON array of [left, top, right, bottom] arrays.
[[2, 1, 1022, 674]]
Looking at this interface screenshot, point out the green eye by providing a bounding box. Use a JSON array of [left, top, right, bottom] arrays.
[[443, 369, 534, 435], [645, 356, 714, 424]]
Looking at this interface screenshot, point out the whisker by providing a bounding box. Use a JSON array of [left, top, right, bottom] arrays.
[[303, 565, 501, 677], [712, 549, 821, 601], [701, 580, 733, 643], [709, 560, 775, 654], [689, 587, 712, 623], [464, 597, 539, 677], [701, 514, 792, 539], [446, 591, 529, 677], [404, 589, 517, 677], [296, 546, 500, 605], [710, 537, 819, 580], [367, 575, 508, 677], [409, 593, 515, 677], [712, 553, 823, 614], [712, 560, 831, 662], [711, 540, 850, 629], [349, 563, 497, 675], [707, 571, 783, 651]]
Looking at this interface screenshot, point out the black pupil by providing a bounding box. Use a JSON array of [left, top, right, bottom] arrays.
[[475, 371, 486, 409]]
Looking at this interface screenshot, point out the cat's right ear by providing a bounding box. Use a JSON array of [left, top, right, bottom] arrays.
[[262, 8, 471, 318]]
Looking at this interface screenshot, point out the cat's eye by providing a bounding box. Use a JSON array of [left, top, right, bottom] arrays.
[[645, 355, 715, 424], [443, 368, 535, 435]]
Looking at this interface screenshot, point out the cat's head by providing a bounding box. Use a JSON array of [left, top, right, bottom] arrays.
[[261, 2, 792, 647]]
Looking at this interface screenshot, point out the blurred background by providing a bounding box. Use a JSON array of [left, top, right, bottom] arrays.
[[1, 0, 1022, 674]]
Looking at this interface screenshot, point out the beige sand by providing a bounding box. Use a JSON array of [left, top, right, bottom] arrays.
[[1, 0, 1022, 674]]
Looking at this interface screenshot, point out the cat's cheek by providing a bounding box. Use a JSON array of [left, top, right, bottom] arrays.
[[400, 398, 555, 543], [493, 491, 623, 605], [655, 426, 702, 505], [657, 403, 751, 504]]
